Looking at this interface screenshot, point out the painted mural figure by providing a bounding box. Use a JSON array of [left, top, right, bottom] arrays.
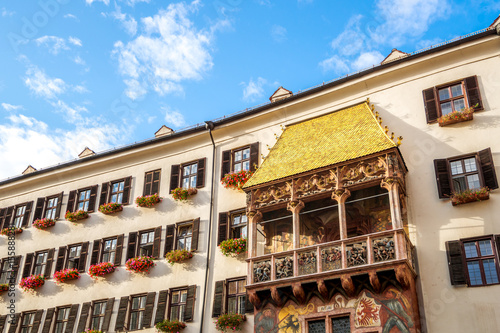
[[369, 289, 414, 333]]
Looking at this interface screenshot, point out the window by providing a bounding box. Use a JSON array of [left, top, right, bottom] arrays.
[[212, 278, 252, 318], [129, 295, 147, 331], [45, 196, 59, 219], [67, 186, 98, 213], [143, 169, 161, 196], [423, 75, 483, 123], [103, 239, 118, 263], [41, 305, 78, 333], [55, 242, 89, 273], [331, 316, 351, 332], [127, 227, 162, 260], [54, 307, 70, 333], [169, 159, 206, 193], [233, 147, 251, 172], [230, 211, 247, 239], [20, 312, 36, 333], [99, 177, 132, 206], [434, 148, 498, 198], [12, 202, 33, 228], [115, 293, 156, 332], [308, 319, 325, 333], [177, 224, 192, 251], [182, 163, 198, 189], [90, 301, 107, 331], [22, 249, 55, 278], [33, 192, 63, 222], [0, 258, 21, 285], [168, 286, 196, 322], [221, 143, 259, 179], [164, 219, 200, 255], [90, 235, 124, 267], [34, 252, 48, 275], [76, 298, 115, 333], [139, 230, 155, 257]]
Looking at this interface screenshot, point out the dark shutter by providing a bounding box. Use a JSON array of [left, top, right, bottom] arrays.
[[0, 315, 7, 333], [154, 290, 168, 324], [4, 207, 13, 228], [64, 304, 79, 333], [164, 225, 175, 255], [183, 285, 196, 322], [45, 248, 55, 278], [101, 298, 115, 332], [90, 240, 101, 266], [76, 302, 90, 333], [99, 182, 109, 206], [221, 150, 231, 179], [434, 159, 451, 198], [114, 296, 129, 332], [196, 158, 206, 188], [212, 280, 224, 318], [152, 170, 161, 195], [78, 242, 89, 272], [126, 232, 138, 260], [55, 246, 67, 273], [152, 226, 162, 259], [33, 198, 45, 222], [142, 292, 156, 328], [0, 209, 5, 230], [88, 185, 98, 213], [249, 142, 259, 172], [218, 212, 228, 245], [31, 310, 44, 333], [170, 165, 180, 193], [478, 148, 498, 190], [465, 75, 483, 111], [143, 171, 153, 196], [41, 308, 55, 333], [445, 240, 467, 285], [21, 201, 33, 227], [7, 314, 19, 333], [423, 87, 439, 123], [67, 190, 77, 213], [191, 218, 200, 251], [245, 293, 254, 313], [115, 234, 124, 266], [122, 176, 132, 205], [11, 256, 21, 283], [22, 253, 34, 278], [54, 192, 64, 220], [495, 236, 500, 259]]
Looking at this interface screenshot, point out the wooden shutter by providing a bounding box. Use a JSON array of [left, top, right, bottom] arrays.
[[126, 232, 138, 260], [183, 285, 196, 322], [445, 240, 466, 285], [115, 234, 124, 266], [31, 310, 44, 333], [22, 253, 34, 278], [41, 308, 55, 333], [65, 304, 79, 333], [154, 290, 168, 324], [76, 302, 91, 333], [164, 225, 175, 255], [464, 75, 483, 111], [11, 256, 21, 283], [143, 171, 153, 196], [191, 218, 200, 251], [4, 207, 13, 229], [196, 158, 206, 188], [142, 292, 156, 328], [170, 165, 180, 193], [218, 212, 228, 245], [0, 315, 7, 333], [55, 246, 67, 273], [33, 198, 45, 222], [152, 170, 161, 195], [434, 159, 451, 198], [495, 236, 500, 260], [101, 298, 115, 332], [99, 182, 109, 206], [245, 293, 254, 313], [21, 201, 33, 227], [88, 185, 98, 213], [212, 280, 224, 318], [249, 142, 259, 172], [152, 226, 162, 259], [0, 209, 6, 230], [478, 148, 498, 190], [423, 87, 439, 123], [67, 190, 77, 213], [90, 240, 101, 266], [7, 314, 19, 333], [54, 192, 64, 220], [114, 296, 129, 332], [78, 242, 89, 272], [221, 150, 231, 179], [122, 176, 132, 205], [45, 248, 55, 278]]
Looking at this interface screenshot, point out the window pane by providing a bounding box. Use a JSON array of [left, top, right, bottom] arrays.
[[466, 174, 480, 190], [452, 176, 467, 192], [118, 182, 124, 191], [116, 193, 123, 204], [234, 151, 242, 162], [463, 158, 477, 172], [234, 163, 242, 172], [170, 306, 179, 321], [183, 165, 191, 176], [171, 291, 179, 303], [130, 312, 138, 330], [483, 259, 499, 284], [332, 316, 351, 333], [228, 281, 237, 294], [308, 320, 326, 333], [140, 233, 149, 244], [132, 297, 140, 309], [242, 148, 250, 160], [242, 161, 250, 171], [464, 242, 478, 258], [191, 163, 197, 174], [227, 297, 237, 314], [190, 176, 197, 188], [467, 261, 482, 286], [478, 240, 493, 256], [112, 183, 119, 192], [440, 102, 452, 115], [238, 281, 246, 294], [449, 161, 464, 175], [182, 178, 189, 189], [180, 290, 187, 302], [451, 84, 463, 97], [439, 88, 451, 100], [453, 98, 465, 111], [233, 216, 241, 225], [241, 225, 247, 239]]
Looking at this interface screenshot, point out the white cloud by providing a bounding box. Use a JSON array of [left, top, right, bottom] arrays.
[[1, 7, 15, 16], [73, 85, 89, 94], [74, 56, 86, 66], [68, 37, 83, 47], [241, 77, 267, 102], [34, 35, 82, 54], [111, 4, 137, 36], [271, 25, 287, 43], [351, 51, 384, 71], [1, 103, 23, 112], [86, 0, 110, 5], [64, 13, 78, 20], [319, 55, 350, 74], [163, 107, 186, 128], [24, 65, 66, 99], [122, 0, 150, 6]]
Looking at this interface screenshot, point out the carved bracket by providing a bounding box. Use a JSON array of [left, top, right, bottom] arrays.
[[317, 279, 329, 301], [395, 265, 411, 290], [369, 271, 381, 293], [340, 274, 355, 297], [270, 286, 283, 307], [292, 282, 306, 304], [332, 188, 351, 203], [247, 290, 261, 310], [287, 200, 304, 214]]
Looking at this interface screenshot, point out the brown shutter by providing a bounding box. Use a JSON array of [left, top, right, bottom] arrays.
[[67, 191, 77, 213], [7, 314, 19, 333], [212, 280, 224, 318], [11, 256, 21, 283], [446, 240, 466, 285], [0, 315, 7, 333], [152, 170, 161, 195], [126, 232, 138, 260], [122, 176, 132, 205], [64, 304, 79, 333], [41, 308, 55, 333], [76, 302, 90, 333], [143, 171, 153, 196], [90, 240, 101, 266], [221, 150, 231, 179], [101, 298, 115, 332], [423, 87, 439, 123], [464, 75, 483, 111], [196, 158, 206, 188], [478, 148, 498, 190], [78, 242, 89, 272], [183, 285, 196, 322], [191, 218, 200, 251], [142, 292, 156, 328], [99, 182, 109, 206], [54, 192, 64, 220], [170, 165, 180, 193], [495, 236, 500, 258], [88, 185, 98, 213], [164, 225, 175, 255], [154, 290, 168, 324], [249, 142, 259, 172], [218, 212, 228, 245], [434, 159, 451, 198], [0, 209, 6, 230], [55, 246, 67, 273], [31, 310, 44, 333], [45, 248, 55, 278], [22, 253, 34, 278], [245, 293, 254, 313], [2, 207, 14, 230], [21, 201, 33, 227], [33, 198, 45, 222], [152, 226, 162, 259], [114, 296, 129, 332], [115, 234, 124, 266]]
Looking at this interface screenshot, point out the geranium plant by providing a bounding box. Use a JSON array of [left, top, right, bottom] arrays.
[[214, 314, 246, 332], [219, 238, 247, 257], [125, 256, 155, 273], [98, 203, 123, 214], [155, 319, 186, 332], [65, 210, 89, 223], [451, 187, 490, 206], [221, 170, 253, 190], [0, 284, 9, 292], [83, 330, 102, 333], [0, 227, 23, 236], [32, 218, 56, 230], [88, 262, 116, 280], [135, 194, 162, 207], [171, 188, 197, 201], [438, 106, 474, 127], [19, 274, 45, 292], [53, 268, 80, 284], [165, 249, 193, 265]]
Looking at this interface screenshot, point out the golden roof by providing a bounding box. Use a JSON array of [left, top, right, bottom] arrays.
[[244, 102, 396, 188]]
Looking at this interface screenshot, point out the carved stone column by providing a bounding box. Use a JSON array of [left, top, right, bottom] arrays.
[[332, 189, 351, 240], [287, 200, 305, 249], [247, 210, 263, 258], [380, 177, 402, 229]]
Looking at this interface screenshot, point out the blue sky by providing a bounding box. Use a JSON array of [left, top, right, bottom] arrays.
[[0, 0, 498, 179]]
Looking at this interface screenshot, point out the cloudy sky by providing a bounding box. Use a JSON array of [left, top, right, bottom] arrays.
[[0, 0, 498, 179]]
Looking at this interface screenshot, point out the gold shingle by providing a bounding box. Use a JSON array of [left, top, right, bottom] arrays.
[[244, 102, 396, 188]]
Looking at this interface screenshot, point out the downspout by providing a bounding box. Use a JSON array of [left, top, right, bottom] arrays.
[[200, 120, 216, 332]]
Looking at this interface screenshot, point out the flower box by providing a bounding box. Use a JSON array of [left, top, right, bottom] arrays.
[[135, 194, 162, 207], [83, 330, 102, 333], [53, 268, 80, 284], [451, 187, 490, 206], [438, 107, 474, 127], [171, 188, 197, 201], [125, 256, 155, 274], [219, 238, 247, 257], [0, 284, 9, 292], [98, 203, 123, 215], [155, 319, 186, 332], [65, 210, 89, 223], [88, 262, 116, 280], [19, 274, 45, 292], [0, 227, 23, 236], [214, 314, 246, 332], [221, 170, 253, 191], [33, 218, 56, 230], [165, 249, 193, 265]]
